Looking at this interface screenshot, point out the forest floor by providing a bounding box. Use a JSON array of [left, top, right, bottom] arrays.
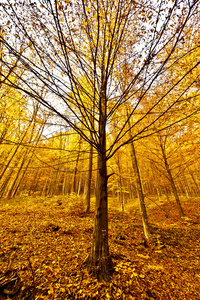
[[0, 194, 200, 300]]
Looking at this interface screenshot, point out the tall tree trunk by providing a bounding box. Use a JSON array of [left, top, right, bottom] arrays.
[[72, 132, 83, 194], [42, 168, 51, 197], [182, 176, 191, 198], [28, 168, 42, 196], [77, 172, 83, 196], [84, 151, 113, 281], [0, 161, 18, 198], [116, 154, 124, 212], [129, 141, 152, 241], [6, 151, 27, 198], [0, 124, 32, 181], [85, 142, 93, 213], [160, 141, 185, 218], [125, 100, 151, 241], [84, 85, 113, 282], [181, 155, 200, 196], [0, 172, 13, 198], [188, 170, 200, 196], [62, 169, 69, 195], [47, 168, 55, 197]]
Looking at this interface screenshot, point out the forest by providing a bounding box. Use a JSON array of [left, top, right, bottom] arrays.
[[0, 0, 200, 299]]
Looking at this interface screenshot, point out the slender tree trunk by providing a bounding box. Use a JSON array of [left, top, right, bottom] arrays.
[[129, 141, 152, 241], [182, 176, 191, 198], [6, 152, 27, 198], [72, 134, 82, 194], [188, 170, 200, 196], [28, 168, 42, 196], [14, 114, 49, 197], [47, 168, 55, 197], [160, 142, 185, 218], [85, 142, 93, 213], [116, 155, 124, 212], [52, 167, 61, 196], [0, 162, 17, 198], [0, 126, 31, 181], [62, 169, 68, 195], [77, 172, 83, 196], [181, 155, 200, 195], [0, 105, 42, 197], [0, 172, 13, 198], [42, 169, 51, 197], [125, 100, 151, 240]]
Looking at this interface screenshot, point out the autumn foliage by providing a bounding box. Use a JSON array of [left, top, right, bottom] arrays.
[[0, 0, 200, 293]]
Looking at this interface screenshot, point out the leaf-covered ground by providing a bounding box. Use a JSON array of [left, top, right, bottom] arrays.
[[0, 195, 200, 299]]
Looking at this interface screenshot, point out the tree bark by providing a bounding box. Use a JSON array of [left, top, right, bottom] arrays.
[[116, 154, 124, 212], [160, 141, 185, 218], [130, 141, 152, 242], [6, 151, 27, 198], [84, 84, 113, 282], [72, 134, 82, 194], [85, 142, 93, 213], [84, 152, 113, 282]]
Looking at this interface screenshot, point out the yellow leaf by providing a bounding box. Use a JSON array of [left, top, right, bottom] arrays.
[[116, 288, 122, 295], [48, 285, 54, 295], [137, 254, 150, 259], [131, 272, 138, 277]]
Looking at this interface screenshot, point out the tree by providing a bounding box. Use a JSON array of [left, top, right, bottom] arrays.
[[0, 0, 200, 281], [84, 141, 93, 212], [158, 132, 185, 218]]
